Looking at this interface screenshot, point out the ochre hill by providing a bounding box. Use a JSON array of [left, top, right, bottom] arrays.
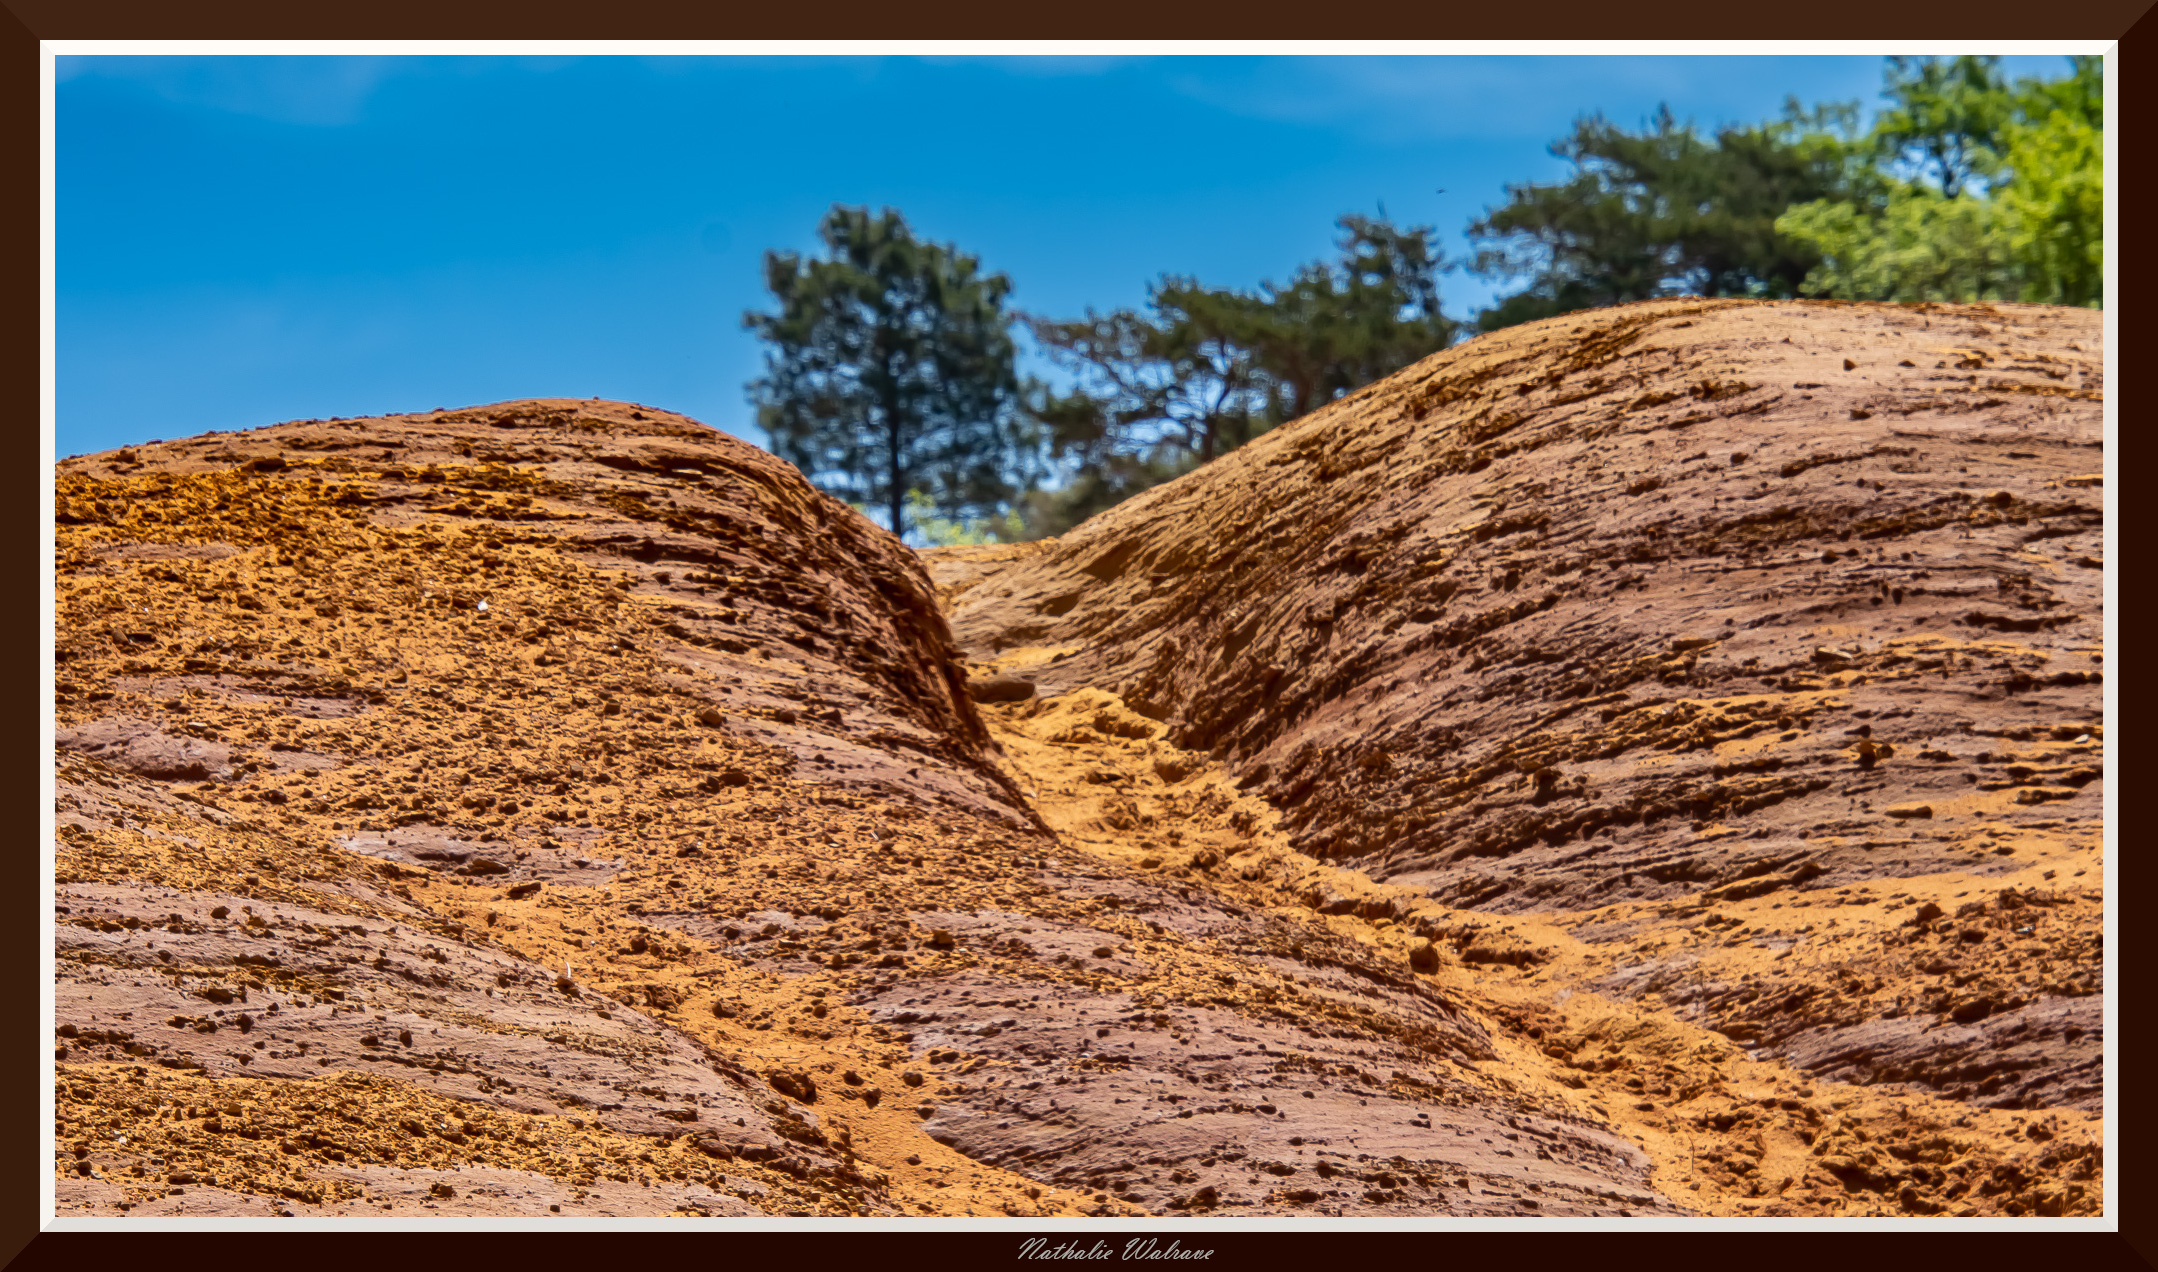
[[933, 298, 2104, 1214], [52, 399, 1671, 1217], [55, 401, 1053, 1216], [52, 297, 2103, 1221]]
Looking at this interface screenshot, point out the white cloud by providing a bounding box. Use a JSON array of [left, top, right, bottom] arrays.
[[56, 54, 412, 126]]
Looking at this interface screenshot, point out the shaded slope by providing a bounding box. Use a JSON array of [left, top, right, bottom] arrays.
[[940, 300, 2102, 908], [933, 299, 2105, 1212]]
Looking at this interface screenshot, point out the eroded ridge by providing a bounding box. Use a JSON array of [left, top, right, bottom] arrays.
[[934, 300, 2104, 1217], [55, 400, 1051, 1216]]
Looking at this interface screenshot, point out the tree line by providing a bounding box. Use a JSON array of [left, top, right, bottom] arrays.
[[745, 56, 2102, 545]]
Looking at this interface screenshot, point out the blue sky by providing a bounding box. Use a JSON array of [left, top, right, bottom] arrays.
[[54, 52, 2083, 458]]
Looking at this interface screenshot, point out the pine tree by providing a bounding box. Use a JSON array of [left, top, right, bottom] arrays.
[[745, 205, 1028, 540]]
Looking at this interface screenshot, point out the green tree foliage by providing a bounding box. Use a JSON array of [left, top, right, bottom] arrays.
[[1240, 214, 1457, 422], [1476, 56, 2103, 327], [1996, 88, 2103, 305], [901, 488, 1026, 547], [744, 205, 1034, 541], [1029, 283, 1269, 473], [1774, 190, 2016, 302], [1870, 55, 2015, 197], [1776, 56, 2102, 307], [1021, 214, 1456, 536], [1469, 105, 1857, 331], [1010, 384, 1203, 539]]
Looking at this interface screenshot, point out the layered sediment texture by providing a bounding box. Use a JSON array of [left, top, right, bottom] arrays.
[[53, 299, 2105, 1220], [936, 299, 2105, 1213]]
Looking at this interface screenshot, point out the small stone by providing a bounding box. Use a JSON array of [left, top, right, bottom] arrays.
[[1885, 803, 1933, 819], [694, 706, 725, 728], [769, 1071, 817, 1103], [926, 929, 955, 949], [966, 673, 1036, 704], [1409, 942, 1442, 972]]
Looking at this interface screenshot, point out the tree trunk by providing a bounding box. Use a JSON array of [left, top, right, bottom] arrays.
[[889, 433, 904, 541], [885, 377, 905, 542]]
